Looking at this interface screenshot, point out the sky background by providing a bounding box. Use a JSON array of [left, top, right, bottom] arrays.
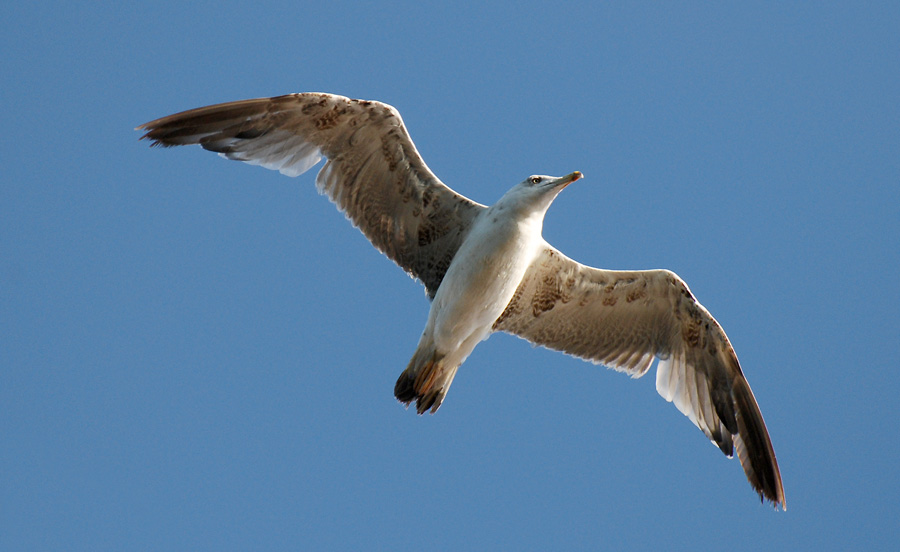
[[3, 2, 899, 550]]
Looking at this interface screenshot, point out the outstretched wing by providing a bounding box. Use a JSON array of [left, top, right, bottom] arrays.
[[493, 244, 785, 508], [138, 93, 486, 297]]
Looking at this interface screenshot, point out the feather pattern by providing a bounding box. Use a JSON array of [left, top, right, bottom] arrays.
[[138, 93, 485, 297], [493, 244, 784, 507]]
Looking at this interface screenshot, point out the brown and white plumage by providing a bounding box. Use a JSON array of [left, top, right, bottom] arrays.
[[139, 93, 483, 297], [493, 246, 783, 503], [138, 92, 784, 509]]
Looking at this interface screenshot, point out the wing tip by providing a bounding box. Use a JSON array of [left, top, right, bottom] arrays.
[[756, 482, 787, 511], [731, 375, 785, 511]]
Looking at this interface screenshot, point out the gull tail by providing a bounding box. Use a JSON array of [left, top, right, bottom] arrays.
[[394, 338, 459, 414]]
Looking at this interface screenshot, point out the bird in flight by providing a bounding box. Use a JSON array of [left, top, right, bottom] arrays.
[[138, 93, 784, 509]]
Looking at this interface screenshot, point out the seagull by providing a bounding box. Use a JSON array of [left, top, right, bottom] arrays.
[[138, 92, 785, 509]]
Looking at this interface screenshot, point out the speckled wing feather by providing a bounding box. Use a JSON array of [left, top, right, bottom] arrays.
[[138, 93, 485, 297], [493, 244, 785, 508]]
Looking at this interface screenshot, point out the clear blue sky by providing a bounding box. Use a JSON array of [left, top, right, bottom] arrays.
[[3, 2, 899, 550]]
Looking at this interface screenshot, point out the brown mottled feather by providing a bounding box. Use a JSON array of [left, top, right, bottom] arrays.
[[494, 245, 785, 508], [138, 93, 485, 297]]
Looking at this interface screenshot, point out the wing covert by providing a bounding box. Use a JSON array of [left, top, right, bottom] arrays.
[[138, 93, 486, 297], [493, 244, 785, 508]]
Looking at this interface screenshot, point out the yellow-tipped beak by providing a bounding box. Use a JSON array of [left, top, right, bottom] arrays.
[[556, 171, 583, 190]]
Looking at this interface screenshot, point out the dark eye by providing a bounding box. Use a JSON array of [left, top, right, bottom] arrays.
[[530, 177, 542, 184]]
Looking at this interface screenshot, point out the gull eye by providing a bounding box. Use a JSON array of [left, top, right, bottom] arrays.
[[530, 176, 542, 185]]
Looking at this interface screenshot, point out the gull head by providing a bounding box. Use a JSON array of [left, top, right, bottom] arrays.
[[497, 171, 583, 215]]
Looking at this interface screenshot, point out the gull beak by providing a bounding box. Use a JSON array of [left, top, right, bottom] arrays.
[[554, 171, 583, 190]]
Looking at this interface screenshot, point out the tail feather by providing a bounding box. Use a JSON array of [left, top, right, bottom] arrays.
[[394, 342, 458, 414]]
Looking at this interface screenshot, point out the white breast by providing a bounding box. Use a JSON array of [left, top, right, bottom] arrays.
[[428, 207, 544, 352]]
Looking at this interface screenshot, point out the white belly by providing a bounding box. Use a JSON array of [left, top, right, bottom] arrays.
[[428, 210, 543, 354]]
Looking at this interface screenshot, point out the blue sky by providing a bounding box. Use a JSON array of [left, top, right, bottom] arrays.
[[3, 2, 899, 550]]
